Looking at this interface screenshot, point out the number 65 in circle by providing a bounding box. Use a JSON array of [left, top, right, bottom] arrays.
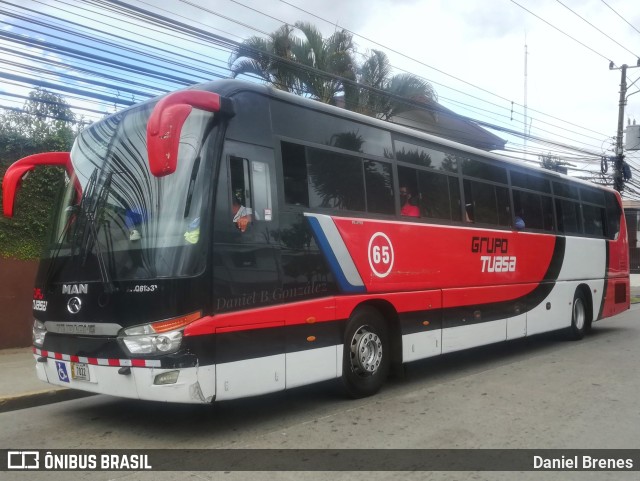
[[368, 232, 394, 278]]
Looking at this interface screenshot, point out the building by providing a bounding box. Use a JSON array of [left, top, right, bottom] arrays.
[[333, 95, 506, 152], [389, 97, 506, 152]]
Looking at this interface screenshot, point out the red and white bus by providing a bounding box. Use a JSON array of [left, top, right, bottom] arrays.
[[2, 80, 630, 403]]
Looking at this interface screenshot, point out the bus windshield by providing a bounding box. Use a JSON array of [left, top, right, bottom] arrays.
[[45, 102, 214, 281]]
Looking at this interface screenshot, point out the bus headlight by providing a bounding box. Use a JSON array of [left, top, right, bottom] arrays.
[[120, 328, 183, 355], [118, 311, 201, 356], [33, 319, 47, 347]]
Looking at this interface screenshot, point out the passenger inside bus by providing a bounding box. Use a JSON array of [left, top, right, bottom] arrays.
[[125, 207, 147, 241], [232, 196, 253, 232], [400, 186, 420, 217], [514, 208, 525, 230], [465, 203, 474, 222]]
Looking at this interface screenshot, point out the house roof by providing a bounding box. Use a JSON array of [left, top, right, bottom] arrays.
[[623, 199, 640, 211], [390, 99, 506, 152]]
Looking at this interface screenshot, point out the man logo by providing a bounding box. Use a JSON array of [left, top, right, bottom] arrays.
[[7, 451, 39, 469], [67, 297, 82, 314], [62, 284, 88, 295]]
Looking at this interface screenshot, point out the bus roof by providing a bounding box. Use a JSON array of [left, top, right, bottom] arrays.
[[118, 78, 617, 196]]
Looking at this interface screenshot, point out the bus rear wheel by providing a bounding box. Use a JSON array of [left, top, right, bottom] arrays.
[[341, 306, 390, 398], [566, 290, 587, 340]]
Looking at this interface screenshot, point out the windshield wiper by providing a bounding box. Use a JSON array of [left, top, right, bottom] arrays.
[[80, 171, 116, 295], [183, 155, 201, 218], [43, 169, 93, 289], [43, 204, 82, 291]]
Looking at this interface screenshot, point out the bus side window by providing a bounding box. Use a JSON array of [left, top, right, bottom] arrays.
[[282, 142, 310, 206], [230, 156, 251, 210], [229, 156, 273, 231], [463, 179, 510, 227], [555, 198, 582, 234], [605, 192, 620, 240], [251, 160, 272, 221], [512, 190, 554, 231]]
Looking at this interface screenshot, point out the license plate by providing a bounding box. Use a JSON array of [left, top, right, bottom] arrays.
[[71, 362, 90, 381]]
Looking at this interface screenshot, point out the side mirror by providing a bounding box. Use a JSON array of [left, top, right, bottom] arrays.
[[147, 90, 227, 177], [2, 152, 75, 218]]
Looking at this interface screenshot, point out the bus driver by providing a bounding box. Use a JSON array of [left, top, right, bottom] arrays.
[[232, 196, 253, 232]]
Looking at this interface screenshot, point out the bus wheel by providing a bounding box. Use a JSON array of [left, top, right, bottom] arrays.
[[566, 290, 587, 340], [341, 306, 390, 398]]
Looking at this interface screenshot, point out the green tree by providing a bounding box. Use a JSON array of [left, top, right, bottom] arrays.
[[0, 89, 77, 259], [228, 24, 304, 95], [354, 49, 437, 120], [229, 22, 358, 104], [229, 24, 436, 119], [289, 22, 357, 104]]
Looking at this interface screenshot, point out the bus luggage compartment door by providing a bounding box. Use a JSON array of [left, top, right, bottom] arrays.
[[214, 321, 285, 401]]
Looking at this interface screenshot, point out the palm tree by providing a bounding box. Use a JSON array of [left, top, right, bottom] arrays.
[[228, 24, 304, 95], [228, 23, 436, 119], [288, 22, 357, 104], [355, 49, 437, 120], [229, 22, 357, 103]]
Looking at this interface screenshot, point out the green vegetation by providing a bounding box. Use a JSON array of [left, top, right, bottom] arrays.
[[228, 21, 436, 120], [0, 89, 79, 259]]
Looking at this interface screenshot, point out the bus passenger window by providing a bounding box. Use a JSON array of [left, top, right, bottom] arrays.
[[417, 170, 461, 221], [397, 166, 420, 219], [364, 160, 394, 215], [282, 142, 309, 206], [307, 148, 365, 211], [463, 179, 510, 226], [556, 199, 582, 234], [513, 190, 550, 230], [582, 204, 605, 237]]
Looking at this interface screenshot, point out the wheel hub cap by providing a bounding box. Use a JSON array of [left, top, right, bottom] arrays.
[[350, 327, 383, 376], [574, 299, 585, 330]]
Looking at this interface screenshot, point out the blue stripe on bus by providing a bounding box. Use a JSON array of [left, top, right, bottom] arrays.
[[306, 216, 366, 294]]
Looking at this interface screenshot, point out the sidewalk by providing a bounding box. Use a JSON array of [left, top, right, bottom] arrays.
[[0, 347, 92, 413]]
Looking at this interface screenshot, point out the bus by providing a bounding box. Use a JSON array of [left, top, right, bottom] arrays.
[[2, 79, 630, 403]]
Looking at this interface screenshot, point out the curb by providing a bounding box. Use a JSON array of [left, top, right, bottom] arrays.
[[0, 389, 95, 413]]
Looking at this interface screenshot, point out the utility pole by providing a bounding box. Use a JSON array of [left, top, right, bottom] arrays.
[[523, 40, 528, 157], [610, 59, 640, 192]]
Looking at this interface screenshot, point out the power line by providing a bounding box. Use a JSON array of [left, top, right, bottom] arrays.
[[5, 0, 612, 154], [555, 0, 640, 58], [509, 0, 613, 63], [217, 0, 613, 159], [0, 1, 616, 167], [600, 0, 640, 37], [276, 0, 611, 139], [0, 12, 225, 84]]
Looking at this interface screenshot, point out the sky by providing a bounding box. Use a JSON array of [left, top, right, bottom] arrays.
[[1, 0, 640, 192]]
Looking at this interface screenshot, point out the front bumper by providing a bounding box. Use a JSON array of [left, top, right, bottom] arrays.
[[33, 348, 215, 404]]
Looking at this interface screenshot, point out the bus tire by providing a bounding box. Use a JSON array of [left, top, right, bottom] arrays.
[[341, 306, 390, 398], [566, 290, 587, 340]]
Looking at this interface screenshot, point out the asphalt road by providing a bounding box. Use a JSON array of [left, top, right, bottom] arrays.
[[2, 305, 640, 481]]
